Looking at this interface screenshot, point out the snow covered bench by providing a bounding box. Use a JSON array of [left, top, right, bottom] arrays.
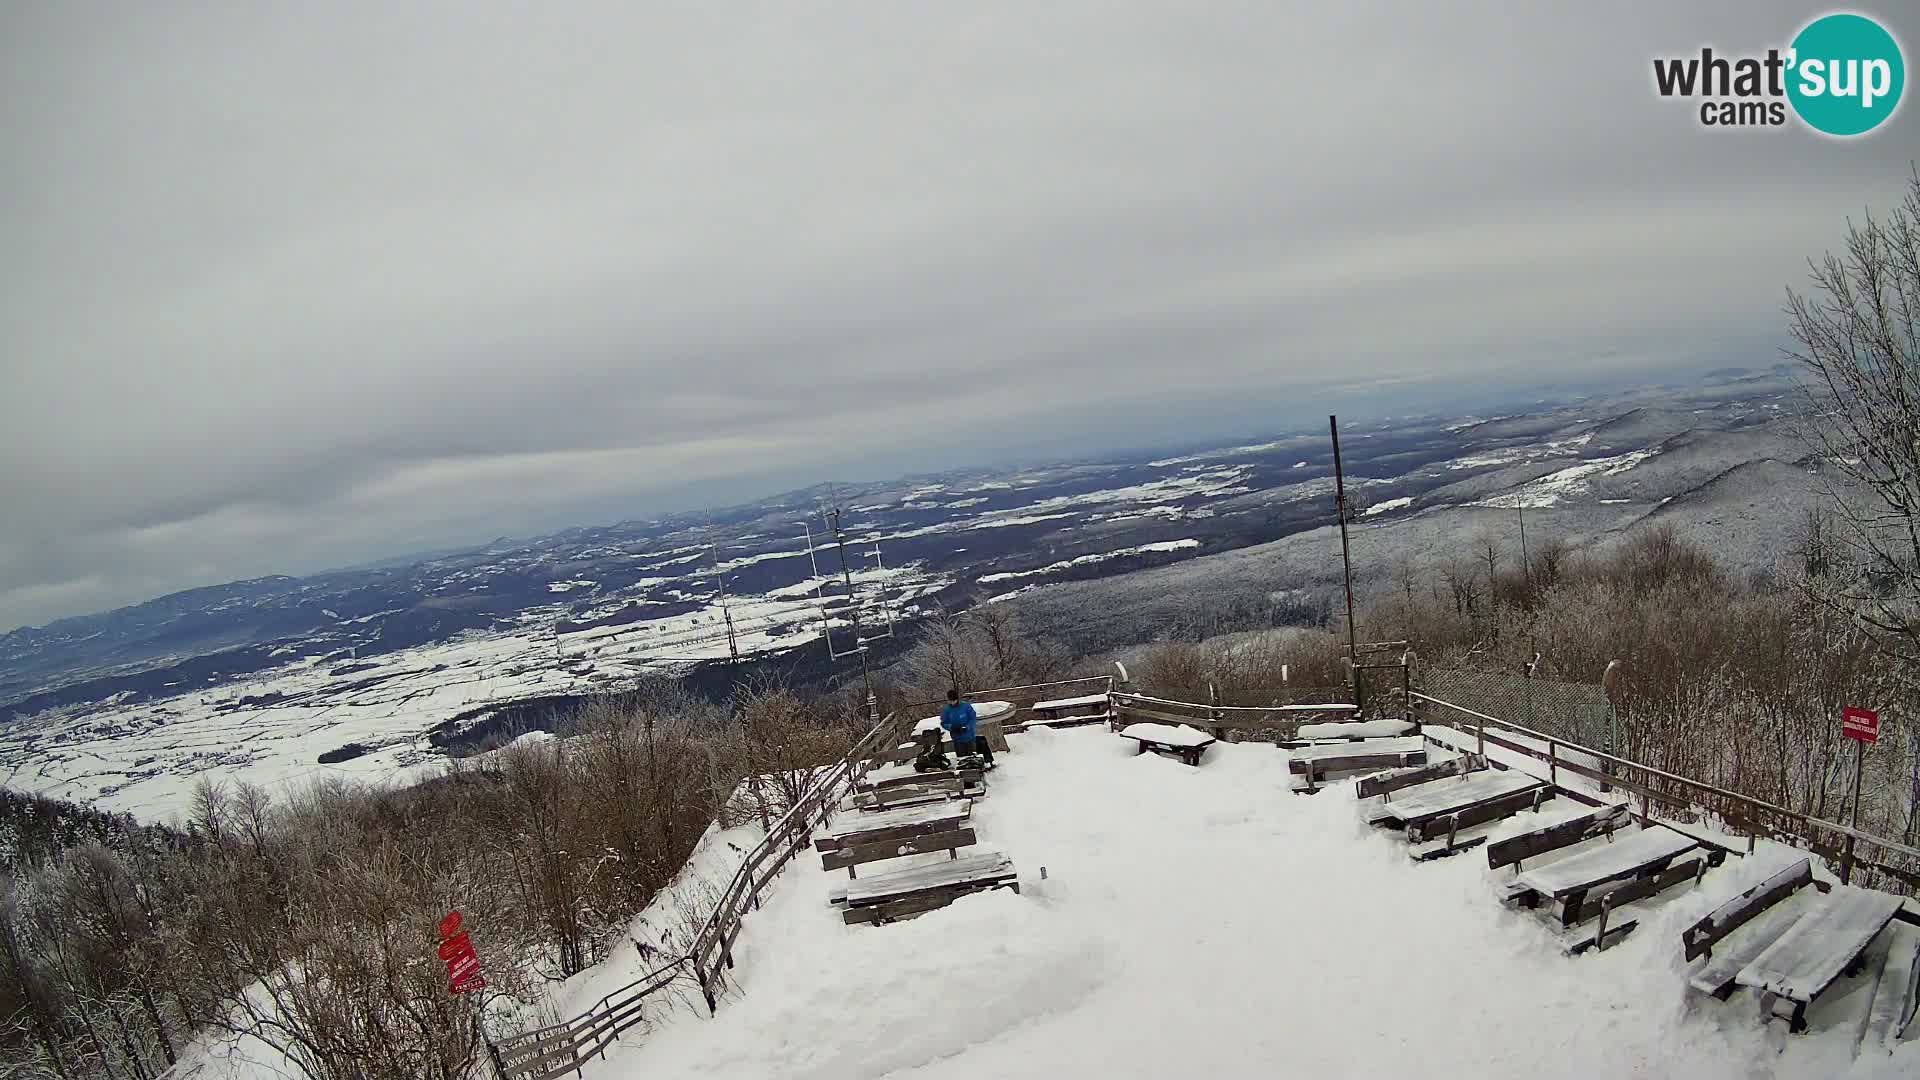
[[856, 763, 985, 794], [1405, 785, 1556, 861], [1734, 885, 1906, 1032], [874, 703, 1014, 763], [817, 802, 972, 854], [1117, 722, 1217, 766], [1291, 718, 1416, 743], [1354, 756, 1480, 800], [1682, 858, 1814, 964], [1506, 825, 1703, 940], [822, 825, 979, 879], [831, 851, 1020, 925], [1486, 803, 1631, 872], [851, 776, 983, 811], [1025, 692, 1113, 728], [1688, 892, 1819, 1002], [1288, 736, 1426, 784], [1363, 766, 1539, 830], [1861, 928, 1920, 1054]]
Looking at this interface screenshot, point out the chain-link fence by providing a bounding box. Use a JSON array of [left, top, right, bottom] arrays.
[[1418, 667, 1614, 753]]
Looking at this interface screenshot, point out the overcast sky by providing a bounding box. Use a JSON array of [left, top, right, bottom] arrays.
[[2, 2, 1913, 632]]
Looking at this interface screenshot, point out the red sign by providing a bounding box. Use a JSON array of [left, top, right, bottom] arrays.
[[437, 911, 485, 995], [1843, 706, 1879, 744]]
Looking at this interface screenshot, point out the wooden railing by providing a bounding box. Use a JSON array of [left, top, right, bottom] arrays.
[[495, 676, 1111, 1079], [1111, 690, 1359, 742]]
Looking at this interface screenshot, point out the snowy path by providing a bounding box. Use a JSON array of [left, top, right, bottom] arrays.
[[595, 726, 1918, 1079]]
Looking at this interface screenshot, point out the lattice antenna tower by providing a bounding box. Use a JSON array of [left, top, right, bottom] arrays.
[[703, 513, 742, 663], [798, 497, 898, 724]]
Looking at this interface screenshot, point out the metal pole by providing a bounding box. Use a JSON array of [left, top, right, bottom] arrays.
[[1330, 415, 1360, 707], [1850, 738, 1864, 829]]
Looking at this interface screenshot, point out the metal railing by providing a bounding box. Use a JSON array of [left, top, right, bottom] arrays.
[[495, 676, 1111, 1079], [1413, 690, 1920, 894]]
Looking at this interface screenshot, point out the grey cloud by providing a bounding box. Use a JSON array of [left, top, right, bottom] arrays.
[[3, 1, 1915, 629]]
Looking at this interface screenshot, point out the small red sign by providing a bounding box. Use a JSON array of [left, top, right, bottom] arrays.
[[1843, 706, 1879, 744], [437, 911, 485, 995]]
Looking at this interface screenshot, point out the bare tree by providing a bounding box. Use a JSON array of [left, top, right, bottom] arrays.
[[1790, 166, 1920, 664]]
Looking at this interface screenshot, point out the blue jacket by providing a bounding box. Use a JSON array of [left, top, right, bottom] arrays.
[[940, 701, 978, 742]]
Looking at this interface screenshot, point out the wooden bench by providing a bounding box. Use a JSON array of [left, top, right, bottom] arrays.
[[1487, 803, 1632, 872], [1735, 885, 1906, 1032], [816, 802, 971, 854], [834, 851, 1020, 925], [822, 827, 978, 879], [1681, 858, 1814, 962], [1861, 928, 1920, 1055], [1289, 736, 1427, 782], [1290, 718, 1416, 744], [851, 777, 983, 811], [1117, 722, 1217, 766], [856, 765, 984, 794], [1689, 899, 1818, 1001], [1355, 756, 1481, 800], [1366, 768, 1541, 830], [1507, 826, 1701, 931], [1025, 693, 1113, 728], [1406, 786, 1555, 861]]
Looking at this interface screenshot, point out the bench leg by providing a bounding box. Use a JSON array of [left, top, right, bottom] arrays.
[[1560, 888, 1588, 926]]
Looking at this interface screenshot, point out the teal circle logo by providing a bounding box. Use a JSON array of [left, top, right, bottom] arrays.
[[1787, 13, 1905, 136]]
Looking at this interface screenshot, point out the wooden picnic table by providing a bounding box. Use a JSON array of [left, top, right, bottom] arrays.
[[897, 701, 1013, 754], [1117, 722, 1217, 766], [1735, 885, 1906, 1031]]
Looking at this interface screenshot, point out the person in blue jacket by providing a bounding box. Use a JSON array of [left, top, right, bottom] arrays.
[[940, 688, 994, 767]]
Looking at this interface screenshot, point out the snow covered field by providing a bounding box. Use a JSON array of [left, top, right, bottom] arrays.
[[2, 561, 946, 822], [584, 726, 1916, 1079]]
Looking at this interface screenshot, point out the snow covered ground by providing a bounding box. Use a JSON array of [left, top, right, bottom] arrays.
[[586, 726, 1917, 1079]]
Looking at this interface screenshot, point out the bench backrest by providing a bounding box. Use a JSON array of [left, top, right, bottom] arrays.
[[1485, 802, 1630, 871], [1355, 755, 1479, 799], [1680, 858, 1812, 961], [820, 828, 978, 872]]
